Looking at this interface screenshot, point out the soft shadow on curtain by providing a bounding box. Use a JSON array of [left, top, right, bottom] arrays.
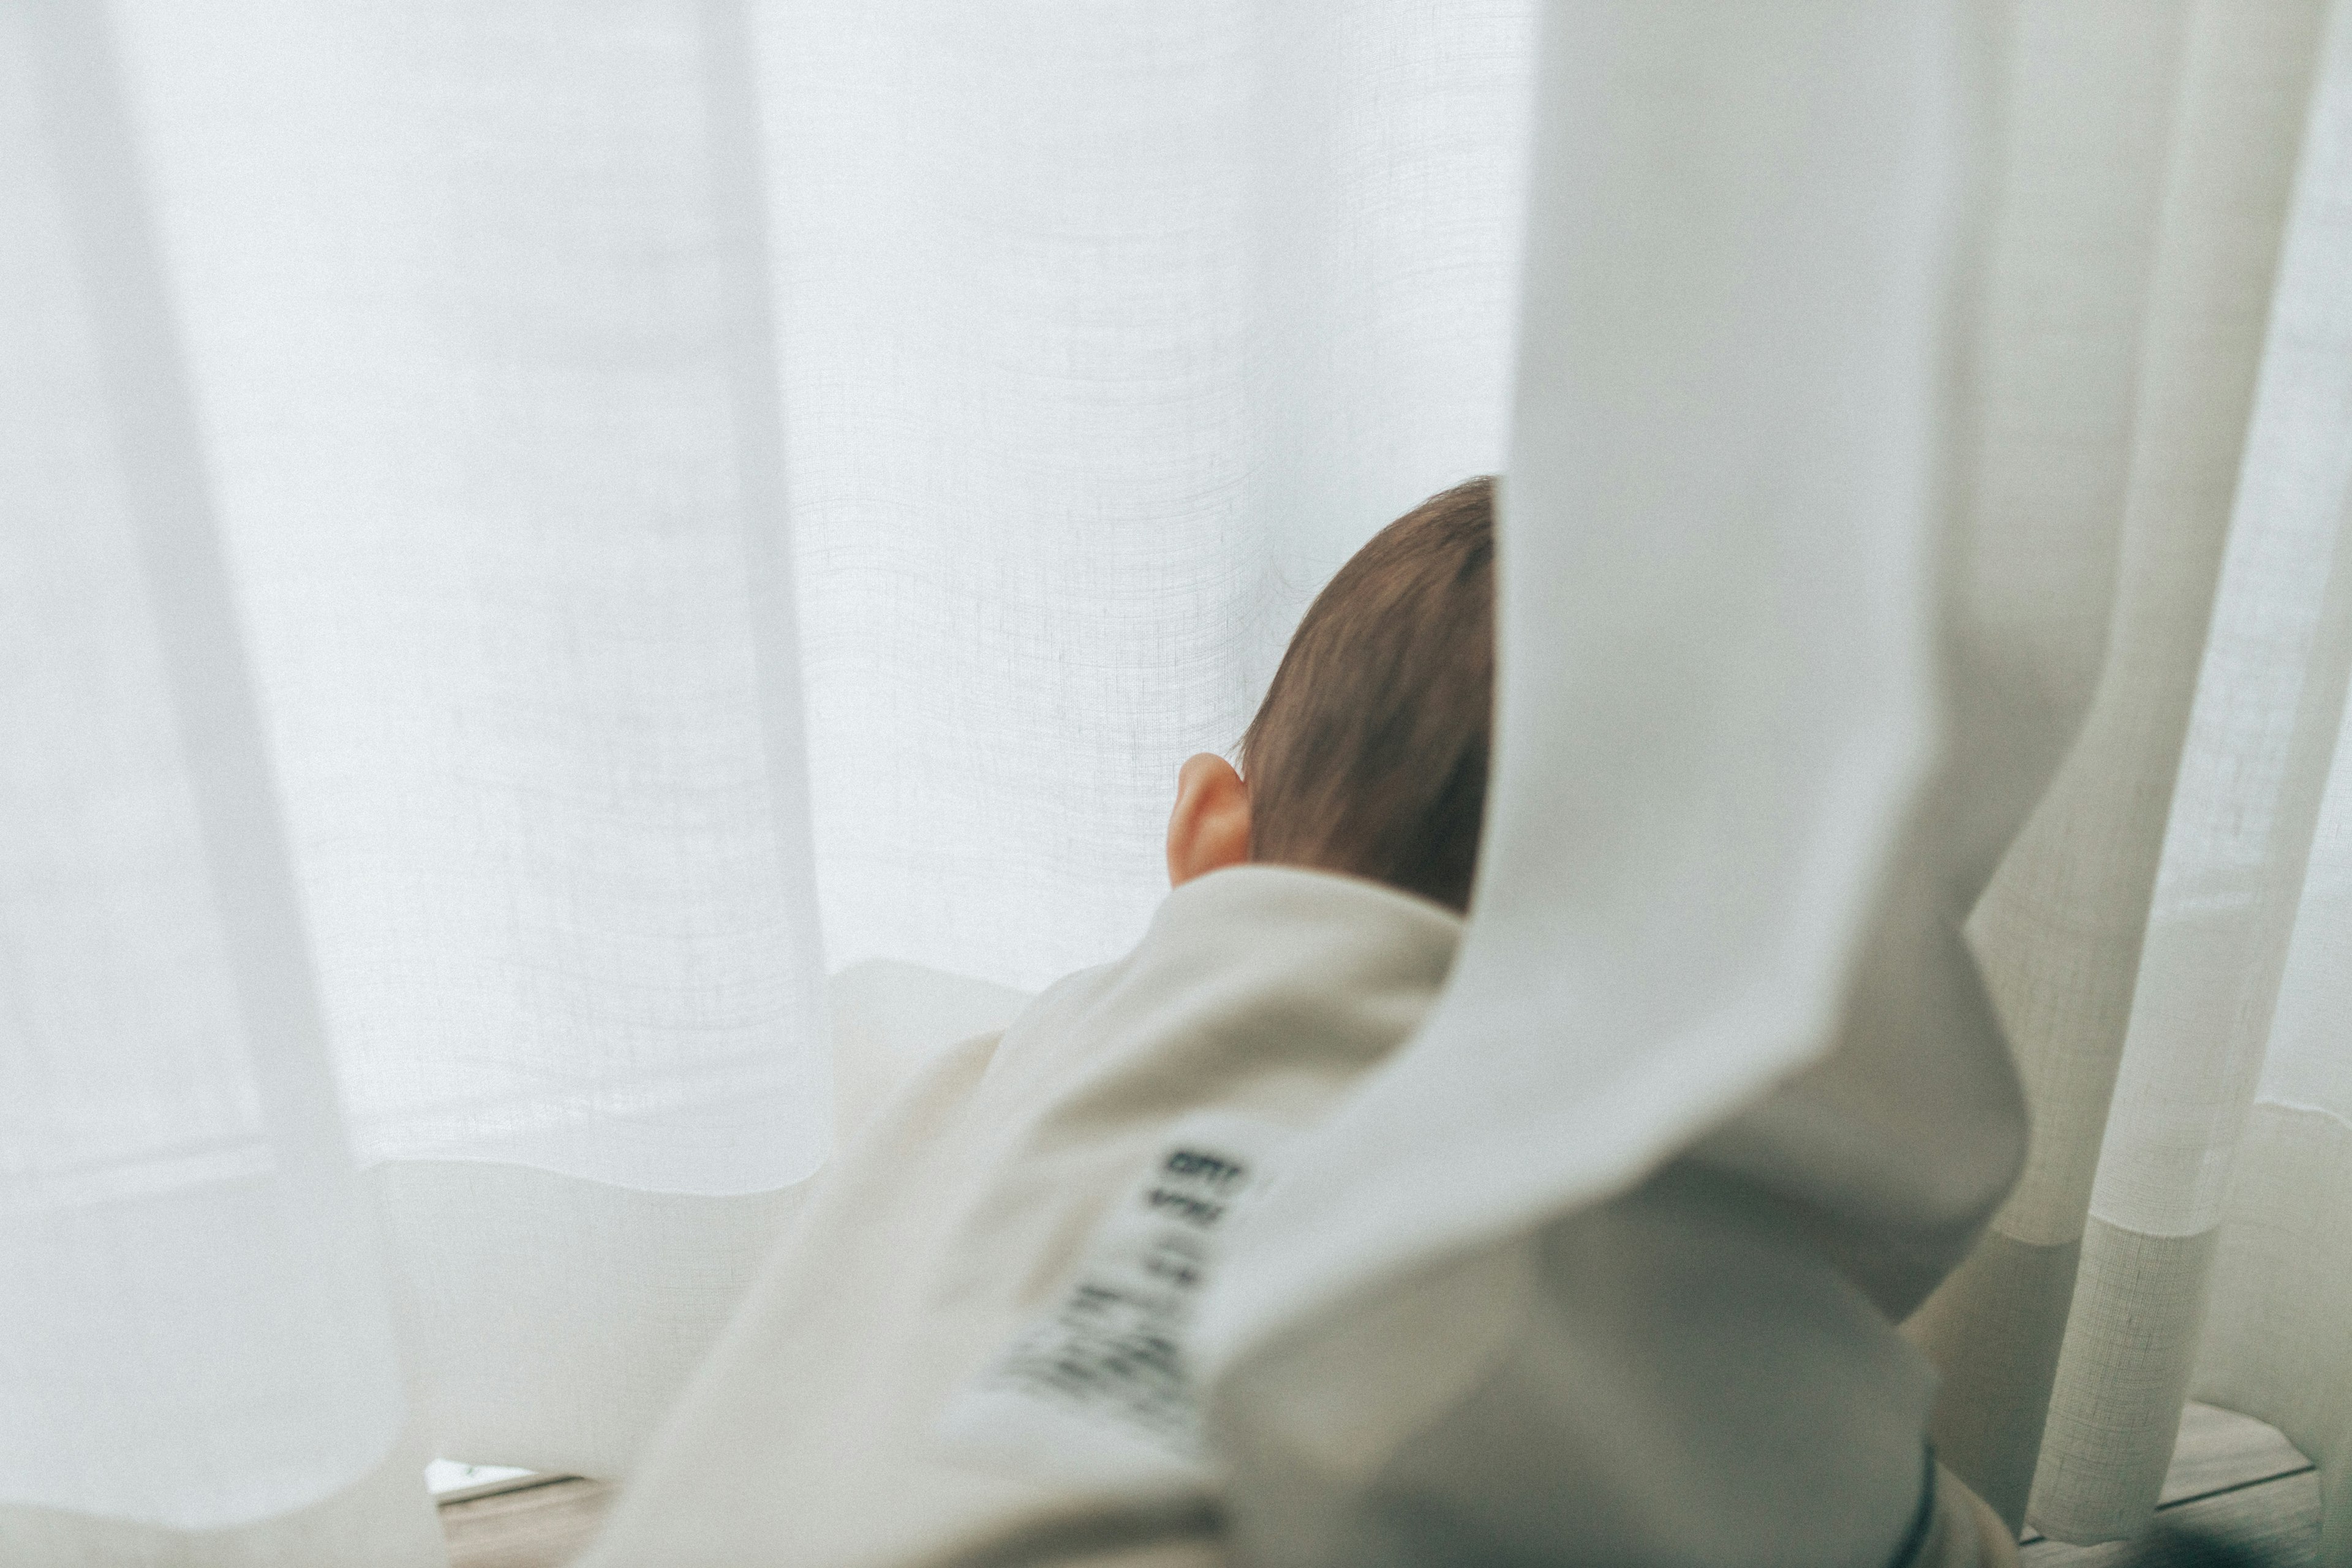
[[4, 0, 2351, 1564]]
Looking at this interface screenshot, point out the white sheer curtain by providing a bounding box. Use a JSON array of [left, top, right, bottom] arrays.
[[6, 0, 2352, 1564], [2036, 0, 2352, 1544], [1904, 0, 2352, 1551], [3, 0, 1529, 1560]]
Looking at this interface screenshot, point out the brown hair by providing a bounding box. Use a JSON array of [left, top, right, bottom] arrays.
[[1238, 477, 1495, 911]]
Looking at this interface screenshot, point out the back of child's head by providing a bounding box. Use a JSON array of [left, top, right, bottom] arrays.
[[1240, 477, 1496, 911]]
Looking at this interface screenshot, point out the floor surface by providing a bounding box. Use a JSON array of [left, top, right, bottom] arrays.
[[439, 1401, 2320, 1568]]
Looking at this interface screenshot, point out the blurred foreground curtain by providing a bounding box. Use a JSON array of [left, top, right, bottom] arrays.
[[4, 0, 2352, 1565]]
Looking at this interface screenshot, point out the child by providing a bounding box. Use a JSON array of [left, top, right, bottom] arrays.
[[578, 479, 2015, 1568], [579, 478, 1495, 1567]]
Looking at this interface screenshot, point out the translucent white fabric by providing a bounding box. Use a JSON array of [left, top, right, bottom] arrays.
[[0, 2, 421, 1548], [1902, 1, 2352, 1549], [4, 0, 1530, 1558], [2201, 711, 2352, 1559], [763, 0, 1536, 989], [9, 0, 2352, 1561], [115, 0, 832, 1194], [1208, 0, 2352, 1556], [2035, 1, 2352, 1548]]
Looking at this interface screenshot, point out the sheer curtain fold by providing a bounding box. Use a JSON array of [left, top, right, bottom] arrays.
[[2198, 693, 2352, 1561], [2032, 0, 2352, 1539], [0, 0, 428, 1550], [6, 0, 1535, 1556], [1911, 0, 2335, 1530], [1207, 0, 2352, 1554], [2158, 7, 2352, 1558], [109, 0, 831, 1195]]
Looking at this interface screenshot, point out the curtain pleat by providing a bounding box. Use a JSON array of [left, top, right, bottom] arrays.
[[1910, 0, 2331, 1532], [2179, 9, 2352, 1562], [2034, 0, 2352, 1540], [108, 0, 832, 1194], [0, 0, 429, 1550], [1897, 0, 2194, 1507]]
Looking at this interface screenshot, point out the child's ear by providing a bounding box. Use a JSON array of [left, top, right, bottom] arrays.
[[1166, 753, 1252, 888]]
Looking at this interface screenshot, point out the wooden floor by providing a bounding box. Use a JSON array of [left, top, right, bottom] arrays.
[[440, 1474, 612, 1568], [440, 1401, 2318, 1568], [2021, 1403, 2318, 1567]]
